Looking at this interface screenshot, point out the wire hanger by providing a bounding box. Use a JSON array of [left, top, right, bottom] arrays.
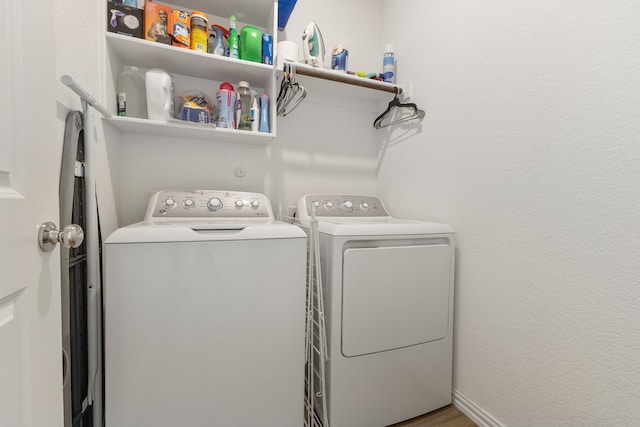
[[373, 87, 425, 129], [277, 62, 307, 117]]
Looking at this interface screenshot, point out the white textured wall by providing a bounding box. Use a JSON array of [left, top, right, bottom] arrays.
[[378, 1, 640, 425]]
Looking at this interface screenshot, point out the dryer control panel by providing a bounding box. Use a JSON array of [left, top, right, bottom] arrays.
[[145, 190, 273, 219], [297, 194, 390, 219]]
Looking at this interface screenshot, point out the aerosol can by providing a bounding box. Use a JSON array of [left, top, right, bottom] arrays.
[[302, 21, 325, 67]]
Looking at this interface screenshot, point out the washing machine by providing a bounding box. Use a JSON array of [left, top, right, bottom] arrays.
[[104, 190, 307, 427], [297, 194, 456, 427]]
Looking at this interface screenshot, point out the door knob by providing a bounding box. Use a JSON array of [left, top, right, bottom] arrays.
[[38, 222, 84, 252]]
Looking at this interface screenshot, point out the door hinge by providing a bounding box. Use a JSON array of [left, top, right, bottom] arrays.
[[74, 161, 85, 177]]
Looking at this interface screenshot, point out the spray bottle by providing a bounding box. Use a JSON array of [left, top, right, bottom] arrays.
[[250, 91, 260, 131], [228, 15, 239, 59], [209, 25, 227, 56]]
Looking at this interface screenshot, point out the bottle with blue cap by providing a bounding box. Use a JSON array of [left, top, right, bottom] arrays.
[[383, 43, 395, 83]]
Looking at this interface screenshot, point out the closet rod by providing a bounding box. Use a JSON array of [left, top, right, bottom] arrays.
[[291, 63, 402, 94]]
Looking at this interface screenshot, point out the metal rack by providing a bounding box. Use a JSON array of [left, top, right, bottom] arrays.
[[304, 212, 330, 427]]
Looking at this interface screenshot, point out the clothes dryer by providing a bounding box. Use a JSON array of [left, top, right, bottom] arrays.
[[104, 190, 307, 427], [297, 194, 456, 427]]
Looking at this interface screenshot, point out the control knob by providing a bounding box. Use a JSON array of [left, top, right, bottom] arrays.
[[183, 199, 195, 209], [251, 200, 260, 208], [207, 197, 223, 211], [324, 201, 334, 210], [360, 202, 369, 210], [235, 200, 245, 208], [342, 200, 353, 210], [163, 198, 176, 209]]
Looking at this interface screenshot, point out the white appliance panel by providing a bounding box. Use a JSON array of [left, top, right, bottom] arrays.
[[341, 244, 451, 357], [105, 237, 306, 427]]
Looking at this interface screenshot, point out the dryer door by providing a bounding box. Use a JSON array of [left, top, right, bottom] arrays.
[[341, 244, 451, 357]]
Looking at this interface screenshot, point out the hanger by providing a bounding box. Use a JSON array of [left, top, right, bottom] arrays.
[[277, 62, 307, 117], [373, 87, 425, 129]]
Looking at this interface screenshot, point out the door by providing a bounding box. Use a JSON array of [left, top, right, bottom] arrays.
[[341, 244, 451, 357], [0, 1, 64, 426]]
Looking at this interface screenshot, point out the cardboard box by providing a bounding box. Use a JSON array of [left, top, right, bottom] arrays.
[[170, 9, 190, 49], [107, 2, 144, 39], [144, 2, 172, 44], [121, 0, 145, 9], [111, 0, 145, 9]]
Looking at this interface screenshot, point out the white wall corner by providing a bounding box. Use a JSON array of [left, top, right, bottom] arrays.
[[452, 388, 505, 427]]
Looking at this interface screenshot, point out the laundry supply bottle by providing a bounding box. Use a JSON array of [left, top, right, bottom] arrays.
[[383, 43, 395, 83], [250, 93, 259, 131], [228, 15, 239, 59], [240, 25, 263, 63], [117, 67, 147, 118], [216, 82, 236, 128], [237, 81, 252, 130], [209, 25, 226, 55], [259, 94, 270, 133]]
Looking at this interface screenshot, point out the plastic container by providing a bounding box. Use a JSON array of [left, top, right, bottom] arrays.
[[228, 15, 239, 59], [190, 11, 208, 52], [216, 82, 236, 129], [209, 25, 226, 56], [117, 67, 147, 118], [237, 81, 251, 131], [240, 25, 263, 63], [145, 69, 174, 122], [383, 43, 395, 84], [331, 45, 348, 72], [259, 94, 270, 133]]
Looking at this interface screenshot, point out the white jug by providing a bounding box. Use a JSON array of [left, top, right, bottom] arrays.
[[145, 69, 174, 122], [117, 67, 147, 118]]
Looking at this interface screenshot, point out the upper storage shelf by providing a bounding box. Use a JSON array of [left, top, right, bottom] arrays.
[[103, 0, 278, 144]]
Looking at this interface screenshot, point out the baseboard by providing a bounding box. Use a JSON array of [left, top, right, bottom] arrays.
[[452, 388, 504, 427]]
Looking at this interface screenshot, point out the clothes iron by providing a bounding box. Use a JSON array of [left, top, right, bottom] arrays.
[[302, 21, 325, 67]]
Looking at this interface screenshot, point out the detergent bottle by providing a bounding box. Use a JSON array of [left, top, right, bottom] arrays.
[[228, 15, 239, 59], [117, 67, 147, 118], [216, 82, 236, 128]]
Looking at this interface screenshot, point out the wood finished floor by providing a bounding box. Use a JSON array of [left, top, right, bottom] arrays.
[[389, 405, 477, 427]]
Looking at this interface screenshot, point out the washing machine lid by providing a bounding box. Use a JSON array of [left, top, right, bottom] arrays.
[[313, 217, 454, 236], [106, 220, 305, 244]]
